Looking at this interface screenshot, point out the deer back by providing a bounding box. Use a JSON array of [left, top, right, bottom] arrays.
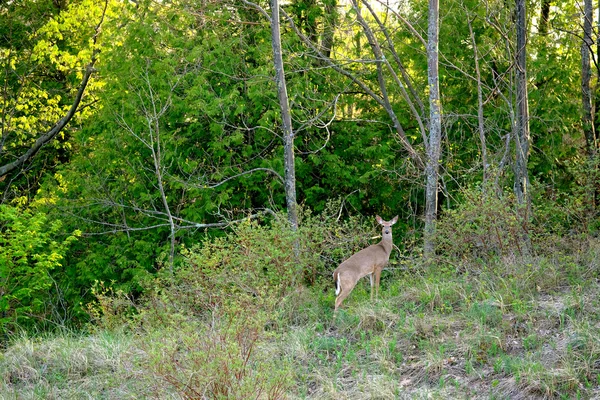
[[335, 241, 392, 278]]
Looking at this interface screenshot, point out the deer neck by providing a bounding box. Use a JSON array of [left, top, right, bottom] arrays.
[[379, 236, 393, 255]]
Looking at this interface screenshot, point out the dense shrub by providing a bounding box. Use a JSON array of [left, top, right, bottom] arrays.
[[0, 204, 80, 339], [122, 209, 372, 326], [436, 185, 528, 261]]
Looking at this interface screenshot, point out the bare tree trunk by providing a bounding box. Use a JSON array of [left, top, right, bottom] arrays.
[[148, 101, 177, 272], [270, 0, 299, 230], [593, 3, 600, 146], [468, 17, 488, 185], [582, 0, 597, 157], [424, 0, 441, 260], [514, 0, 530, 207], [582, 0, 599, 214]]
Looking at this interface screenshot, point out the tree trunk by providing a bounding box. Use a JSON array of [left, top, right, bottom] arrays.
[[270, 0, 299, 230], [514, 0, 530, 207], [595, 3, 600, 147], [468, 17, 488, 184], [424, 0, 441, 260], [582, 0, 597, 157]]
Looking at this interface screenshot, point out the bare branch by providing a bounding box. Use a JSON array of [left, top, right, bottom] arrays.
[[240, 0, 271, 21], [280, 7, 424, 168], [179, 167, 285, 189], [373, 0, 427, 47], [468, 16, 489, 182], [360, 0, 428, 149], [78, 208, 277, 236]]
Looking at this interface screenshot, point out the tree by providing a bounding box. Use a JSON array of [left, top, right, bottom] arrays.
[[582, 0, 597, 156], [270, 0, 299, 230], [0, 0, 108, 197], [514, 0, 530, 207], [424, 0, 441, 259], [579, 0, 599, 216]]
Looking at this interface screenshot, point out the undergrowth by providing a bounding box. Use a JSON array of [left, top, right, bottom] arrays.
[[1, 204, 599, 399]]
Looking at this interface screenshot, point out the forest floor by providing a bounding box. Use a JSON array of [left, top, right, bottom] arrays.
[[1, 237, 599, 399]]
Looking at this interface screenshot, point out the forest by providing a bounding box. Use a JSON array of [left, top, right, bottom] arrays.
[[1, 0, 599, 398]]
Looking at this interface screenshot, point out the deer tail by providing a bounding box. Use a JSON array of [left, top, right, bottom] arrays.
[[333, 271, 341, 296]]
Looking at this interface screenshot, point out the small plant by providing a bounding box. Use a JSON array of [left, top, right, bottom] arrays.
[[523, 333, 541, 351], [468, 300, 503, 328]]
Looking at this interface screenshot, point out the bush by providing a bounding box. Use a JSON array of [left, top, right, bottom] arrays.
[[143, 312, 291, 399], [127, 209, 372, 326], [436, 185, 528, 261], [0, 204, 80, 339]]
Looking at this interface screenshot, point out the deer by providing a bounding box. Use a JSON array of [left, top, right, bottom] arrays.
[[333, 215, 398, 312]]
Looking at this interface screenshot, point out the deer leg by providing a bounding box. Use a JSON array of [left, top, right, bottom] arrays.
[[369, 273, 374, 301], [374, 268, 382, 299], [335, 289, 351, 312], [334, 276, 356, 312]]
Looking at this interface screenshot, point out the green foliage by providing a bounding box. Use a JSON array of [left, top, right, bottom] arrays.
[[179, 217, 302, 313], [0, 0, 114, 200], [0, 204, 80, 338], [530, 154, 600, 237], [562, 155, 600, 233]]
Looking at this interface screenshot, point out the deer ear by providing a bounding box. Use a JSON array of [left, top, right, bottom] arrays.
[[376, 215, 383, 225], [390, 216, 398, 225]]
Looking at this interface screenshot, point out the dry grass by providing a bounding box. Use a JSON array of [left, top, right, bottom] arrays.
[[0, 331, 155, 399]]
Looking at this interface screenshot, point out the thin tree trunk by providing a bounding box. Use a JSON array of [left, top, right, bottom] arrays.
[[270, 0, 299, 230], [514, 0, 530, 207], [150, 115, 176, 272], [582, 0, 599, 214], [582, 0, 596, 157], [424, 0, 441, 260], [595, 3, 600, 147], [468, 17, 488, 184]]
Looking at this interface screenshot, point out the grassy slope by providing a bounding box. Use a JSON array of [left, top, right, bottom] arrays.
[[1, 238, 599, 399]]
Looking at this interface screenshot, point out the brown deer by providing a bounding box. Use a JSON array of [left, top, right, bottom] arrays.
[[333, 215, 398, 312]]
